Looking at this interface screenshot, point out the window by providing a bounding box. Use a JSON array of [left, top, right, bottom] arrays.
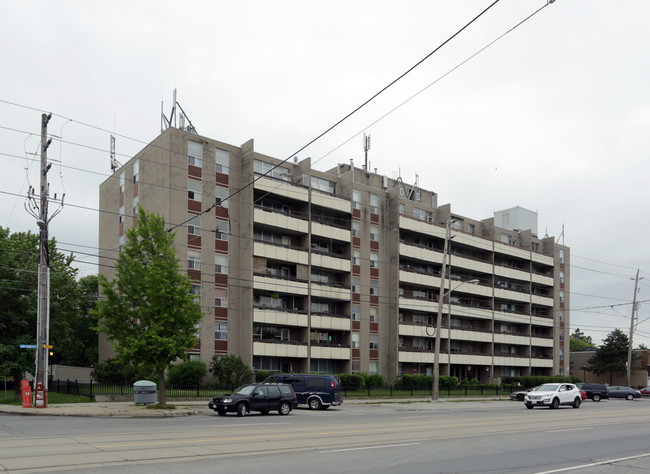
[[352, 190, 361, 209], [215, 321, 228, 340], [369, 334, 378, 350], [352, 277, 360, 294], [352, 250, 360, 266], [352, 221, 361, 237], [215, 287, 228, 308], [560, 291, 565, 303], [188, 141, 203, 167], [215, 148, 229, 174], [133, 159, 139, 183], [559, 348, 564, 361], [369, 194, 379, 214], [215, 185, 229, 208], [450, 219, 463, 230], [188, 179, 202, 202], [132, 197, 139, 217], [369, 362, 378, 374], [560, 271, 565, 284], [399, 203, 405, 215], [370, 280, 379, 296], [311, 176, 336, 193], [351, 360, 360, 373], [559, 249, 565, 264], [254, 159, 290, 181], [468, 223, 475, 235], [351, 333, 360, 349], [370, 225, 379, 241], [188, 214, 202, 236], [119, 172, 125, 194], [119, 205, 125, 224], [215, 219, 228, 241], [413, 208, 432, 221], [369, 307, 377, 322], [190, 283, 201, 303], [187, 249, 201, 270], [352, 305, 360, 321], [369, 252, 378, 268], [215, 253, 228, 274], [559, 309, 565, 322]]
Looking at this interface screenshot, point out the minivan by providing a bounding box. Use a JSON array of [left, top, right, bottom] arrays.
[[263, 374, 343, 410]]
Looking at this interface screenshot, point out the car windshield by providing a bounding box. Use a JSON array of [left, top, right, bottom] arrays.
[[537, 384, 560, 391], [233, 385, 256, 395]]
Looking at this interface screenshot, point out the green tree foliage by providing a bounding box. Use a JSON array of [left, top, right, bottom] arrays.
[[570, 328, 595, 352], [210, 354, 253, 390], [587, 329, 629, 384], [94, 207, 203, 405], [0, 227, 90, 398], [91, 358, 147, 385], [167, 360, 207, 386]]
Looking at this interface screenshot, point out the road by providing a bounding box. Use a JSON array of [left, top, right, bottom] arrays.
[[2, 398, 650, 473]]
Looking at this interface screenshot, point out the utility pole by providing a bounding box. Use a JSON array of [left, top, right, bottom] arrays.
[[35, 113, 53, 393], [433, 219, 452, 400], [627, 269, 640, 387]]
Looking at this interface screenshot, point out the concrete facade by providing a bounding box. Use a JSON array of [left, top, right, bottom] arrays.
[[98, 127, 570, 383]]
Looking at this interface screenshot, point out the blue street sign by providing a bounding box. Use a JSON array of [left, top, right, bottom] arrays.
[[19, 344, 37, 349]]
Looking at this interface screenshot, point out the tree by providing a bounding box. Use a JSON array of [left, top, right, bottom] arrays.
[[570, 328, 595, 352], [210, 354, 253, 390], [94, 207, 203, 405], [0, 227, 82, 399], [587, 329, 629, 384]]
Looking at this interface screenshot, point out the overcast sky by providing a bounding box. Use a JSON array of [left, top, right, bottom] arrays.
[[1, 0, 649, 348]]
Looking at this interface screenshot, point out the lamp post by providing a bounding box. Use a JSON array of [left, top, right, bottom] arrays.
[[582, 364, 586, 382], [432, 219, 479, 400]]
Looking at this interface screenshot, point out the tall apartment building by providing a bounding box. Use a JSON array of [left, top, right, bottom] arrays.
[[98, 127, 570, 383]]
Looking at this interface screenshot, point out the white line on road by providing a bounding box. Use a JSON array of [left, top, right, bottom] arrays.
[[545, 427, 594, 433], [320, 442, 420, 453], [535, 452, 650, 473]]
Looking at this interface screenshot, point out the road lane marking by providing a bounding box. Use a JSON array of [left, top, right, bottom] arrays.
[[545, 427, 594, 433], [320, 442, 420, 453], [535, 452, 650, 473]]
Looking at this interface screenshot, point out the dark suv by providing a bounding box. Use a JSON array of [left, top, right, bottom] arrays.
[[264, 374, 343, 410], [576, 383, 609, 402], [208, 383, 298, 416]]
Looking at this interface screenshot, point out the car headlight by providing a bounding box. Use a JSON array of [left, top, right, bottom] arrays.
[[222, 398, 232, 403]]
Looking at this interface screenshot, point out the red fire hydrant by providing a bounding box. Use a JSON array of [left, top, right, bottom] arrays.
[[34, 383, 47, 408], [21, 380, 32, 408]]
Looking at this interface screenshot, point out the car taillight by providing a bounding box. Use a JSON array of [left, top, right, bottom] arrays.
[[331, 381, 335, 388], [294, 393, 297, 401]]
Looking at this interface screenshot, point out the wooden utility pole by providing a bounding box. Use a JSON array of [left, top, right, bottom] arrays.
[[627, 269, 640, 387], [35, 113, 52, 392]]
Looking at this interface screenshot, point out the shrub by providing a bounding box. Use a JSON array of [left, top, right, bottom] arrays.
[[209, 354, 253, 389], [362, 373, 384, 388], [439, 375, 458, 388], [92, 358, 151, 385], [167, 360, 206, 386], [255, 370, 271, 382], [339, 373, 362, 390]]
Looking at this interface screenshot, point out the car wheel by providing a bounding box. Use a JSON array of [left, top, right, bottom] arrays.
[[278, 401, 291, 416], [550, 397, 560, 409], [516, 393, 525, 402], [592, 394, 601, 402], [573, 397, 581, 408], [626, 394, 634, 400], [217, 409, 227, 416], [526, 404, 534, 409], [237, 403, 247, 417], [260, 409, 269, 415], [308, 398, 322, 410]]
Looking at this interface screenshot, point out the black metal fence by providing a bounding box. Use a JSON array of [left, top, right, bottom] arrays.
[[49, 379, 520, 400]]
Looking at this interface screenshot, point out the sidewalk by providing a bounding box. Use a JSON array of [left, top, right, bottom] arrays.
[[0, 396, 507, 418]]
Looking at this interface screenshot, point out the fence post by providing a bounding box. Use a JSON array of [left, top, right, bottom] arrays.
[[67, 379, 71, 395], [390, 385, 393, 397], [90, 380, 93, 399]]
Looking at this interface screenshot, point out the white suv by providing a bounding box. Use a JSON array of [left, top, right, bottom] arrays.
[[524, 383, 582, 409]]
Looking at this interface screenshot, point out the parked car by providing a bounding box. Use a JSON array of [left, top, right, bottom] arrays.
[[607, 386, 641, 400], [524, 383, 582, 409], [576, 383, 609, 402], [263, 374, 343, 410], [639, 387, 650, 396], [208, 383, 298, 416]]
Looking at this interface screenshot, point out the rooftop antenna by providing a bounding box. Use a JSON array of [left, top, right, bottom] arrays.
[[363, 133, 371, 174], [161, 89, 198, 134], [110, 134, 121, 173]]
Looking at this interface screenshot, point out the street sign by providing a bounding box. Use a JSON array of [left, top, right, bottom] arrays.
[[42, 344, 53, 349], [19, 344, 37, 349]]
